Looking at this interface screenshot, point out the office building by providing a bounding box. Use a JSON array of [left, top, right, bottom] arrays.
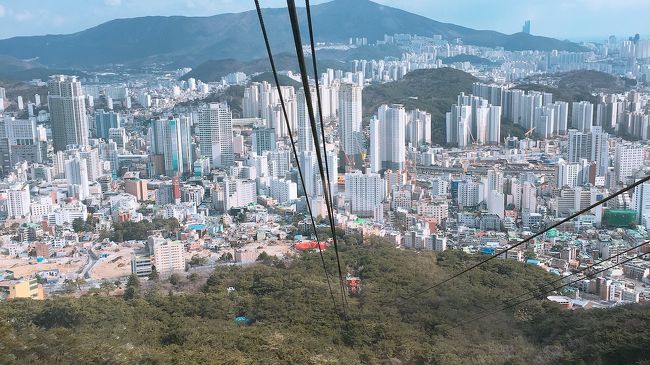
[[252, 127, 276, 155], [125, 178, 148, 201]]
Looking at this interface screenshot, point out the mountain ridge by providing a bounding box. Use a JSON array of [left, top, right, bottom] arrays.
[[0, 0, 585, 69]]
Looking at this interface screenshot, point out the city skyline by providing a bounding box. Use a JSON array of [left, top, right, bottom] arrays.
[[0, 0, 649, 362], [0, 0, 648, 40]]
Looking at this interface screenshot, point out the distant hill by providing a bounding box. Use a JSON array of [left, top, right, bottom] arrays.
[[362, 67, 478, 145], [0, 56, 87, 81], [0, 0, 585, 69], [0, 55, 45, 72], [181, 54, 345, 82], [250, 73, 302, 89], [0, 67, 88, 82]]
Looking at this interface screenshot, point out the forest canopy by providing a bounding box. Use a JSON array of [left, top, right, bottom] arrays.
[[0, 237, 648, 364]]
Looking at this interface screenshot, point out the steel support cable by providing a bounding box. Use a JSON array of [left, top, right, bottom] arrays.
[[447, 251, 648, 331], [304, 0, 333, 209], [404, 173, 650, 300], [286, 0, 349, 312], [254, 0, 341, 320]]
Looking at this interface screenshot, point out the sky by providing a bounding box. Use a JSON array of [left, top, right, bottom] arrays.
[[0, 0, 647, 41]]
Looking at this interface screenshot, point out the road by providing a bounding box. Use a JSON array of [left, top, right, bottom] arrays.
[[416, 164, 556, 176], [80, 249, 99, 279]]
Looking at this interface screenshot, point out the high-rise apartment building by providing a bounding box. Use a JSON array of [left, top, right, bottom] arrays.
[[150, 236, 185, 277], [614, 144, 644, 184], [94, 109, 121, 140], [344, 171, 385, 217], [6, 183, 30, 219], [571, 101, 594, 132], [378, 104, 406, 170], [297, 87, 317, 155], [338, 83, 363, 158], [368, 117, 381, 173], [632, 181, 650, 227], [198, 103, 233, 169], [65, 153, 90, 200], [162, 116, 192, 177], [48, 75, 89, 151], [406, 109, 432, 147]]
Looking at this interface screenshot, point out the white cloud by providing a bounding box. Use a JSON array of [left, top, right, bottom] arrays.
[[104, 0, 122, 6], [0, 4, 6, 17], [14, 10, 33, 22]]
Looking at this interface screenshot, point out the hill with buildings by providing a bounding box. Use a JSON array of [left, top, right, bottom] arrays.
[[514, 70, 636, 104], [362, 67, 478, 144], [0, 0, 584, 69], [180, 54, 344, 83], [0, 238, 647, 364]]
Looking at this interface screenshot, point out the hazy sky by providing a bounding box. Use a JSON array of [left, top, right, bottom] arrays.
[[0, 0, 647, 40]]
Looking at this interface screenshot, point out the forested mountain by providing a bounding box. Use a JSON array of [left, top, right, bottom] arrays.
[[0, 0, 584, 69]]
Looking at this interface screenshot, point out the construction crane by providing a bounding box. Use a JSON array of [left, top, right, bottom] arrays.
[[524, 127, 536, 138], [345, 153, 354, 173]]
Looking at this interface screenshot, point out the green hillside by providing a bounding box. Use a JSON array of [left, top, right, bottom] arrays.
[[1, 238, 647, 364]]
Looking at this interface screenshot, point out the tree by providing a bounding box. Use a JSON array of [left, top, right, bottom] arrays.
[[72, 218, 85, 233], [187, 273, 199, 282], [256, 251, 271, 262], [63, 279, 77, 293], [220, 252, 233, 262], [85, 215, 97, 232], [123, 274, 140, 300], [189, 255, 207, 267], [99, 281, 116, 296], [169, 273, 182, 286], [35, 275, 48, 285], [149, 268, 159, 282], [74, 278, 86, 292]]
